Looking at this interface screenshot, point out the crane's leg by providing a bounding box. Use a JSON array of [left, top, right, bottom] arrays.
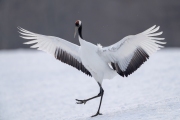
[[75, 83, 104, 117], [91, 84, 104, 117]]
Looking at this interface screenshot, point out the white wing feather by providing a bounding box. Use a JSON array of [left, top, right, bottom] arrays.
[[18, 27, 81, 62], [98, 25, 166, 77], [18, 27, 92, 76]]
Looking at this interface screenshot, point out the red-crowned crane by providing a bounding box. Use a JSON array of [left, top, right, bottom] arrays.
[[18, 20, 166, 117]]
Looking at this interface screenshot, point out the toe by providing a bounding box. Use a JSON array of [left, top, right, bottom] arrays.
[[91, 112, 103, 117], [75, 99, 86, 104]]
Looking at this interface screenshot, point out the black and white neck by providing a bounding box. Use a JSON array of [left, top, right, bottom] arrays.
[[78, 25, 83, 39]]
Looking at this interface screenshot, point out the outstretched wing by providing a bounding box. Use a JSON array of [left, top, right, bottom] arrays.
[[18, 27, 91, 76], [98, 25, 166, 77]]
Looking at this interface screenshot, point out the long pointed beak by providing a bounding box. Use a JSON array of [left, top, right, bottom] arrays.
[[74, 27, 78, 38]]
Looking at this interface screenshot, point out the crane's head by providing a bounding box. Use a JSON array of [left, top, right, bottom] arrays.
[[74, 20, 82, 38]]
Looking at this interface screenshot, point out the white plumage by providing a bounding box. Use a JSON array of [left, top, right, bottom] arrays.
[[18, 20, 166, 117], [19, 27, 81, 62], [98, 25, 166, 77]]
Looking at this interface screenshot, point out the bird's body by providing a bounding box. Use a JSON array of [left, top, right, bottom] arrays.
[[79, 36, 117, 83], [18, 20, 166, 117]]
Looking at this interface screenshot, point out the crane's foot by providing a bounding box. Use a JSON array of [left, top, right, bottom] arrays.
[[91, 112, 103, 117], [75, 99, 87, 104]]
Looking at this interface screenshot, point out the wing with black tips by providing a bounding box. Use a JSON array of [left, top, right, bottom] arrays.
[[18, 27, 91, 77]]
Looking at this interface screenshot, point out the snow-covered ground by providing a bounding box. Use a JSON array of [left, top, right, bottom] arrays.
[[0, 48, 180, 120]]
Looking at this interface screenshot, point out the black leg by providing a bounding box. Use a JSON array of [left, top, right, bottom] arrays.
[[91, 83, 104, 117], [75, 83, 103, 104], [75, 83, 104, 117]]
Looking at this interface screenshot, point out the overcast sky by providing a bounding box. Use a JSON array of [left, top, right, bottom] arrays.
[[0, 0, 180, 49]]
